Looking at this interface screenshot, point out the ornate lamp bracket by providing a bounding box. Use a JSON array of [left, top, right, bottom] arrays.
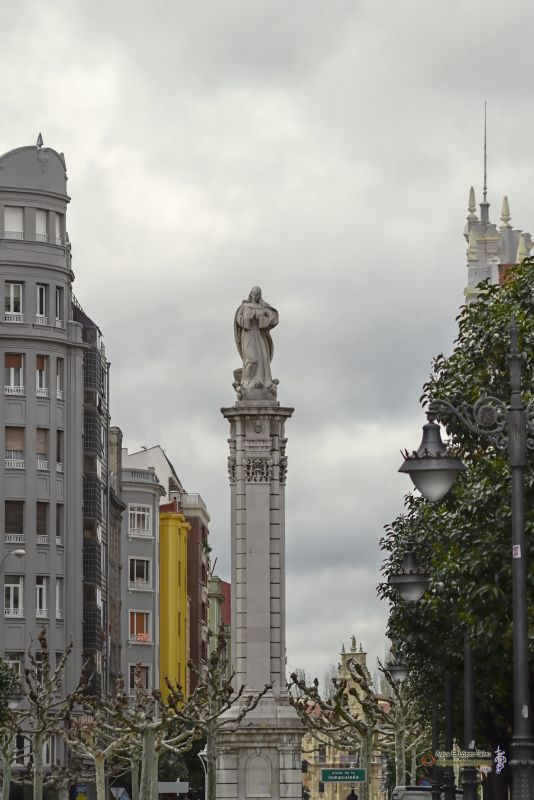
[[428, 396, 509, 452]]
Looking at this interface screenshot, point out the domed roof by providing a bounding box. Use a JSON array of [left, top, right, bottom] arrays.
[[0, 137, 69, 199]]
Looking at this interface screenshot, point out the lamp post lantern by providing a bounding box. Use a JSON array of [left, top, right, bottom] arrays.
[[400, 318, 534, 800], [0, 548, 26, 569]]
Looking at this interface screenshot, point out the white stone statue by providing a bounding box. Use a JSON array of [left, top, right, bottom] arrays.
[[233, 286, 279, 401]]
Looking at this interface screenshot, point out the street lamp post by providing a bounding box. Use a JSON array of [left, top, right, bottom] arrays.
[[0, 548, 26, 569], [399, 318, 534, 800]]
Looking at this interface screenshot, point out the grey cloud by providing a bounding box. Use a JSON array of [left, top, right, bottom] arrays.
[[3, 0, 534, 684]]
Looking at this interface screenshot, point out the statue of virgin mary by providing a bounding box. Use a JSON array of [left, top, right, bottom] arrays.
[[234, 286, 279, 400]]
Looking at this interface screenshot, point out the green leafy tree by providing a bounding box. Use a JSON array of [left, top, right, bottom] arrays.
[[379, 261, 534, 770]]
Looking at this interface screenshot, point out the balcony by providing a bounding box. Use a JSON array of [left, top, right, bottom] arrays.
[[128, 580, 152, 592], [128, 633, 151, 644], [55, 318, 63, 329], [4, 608, 24, 618], [36, 459, 49, 471], [5, 534, 24, 545], [56, 536, 63, 547], [36, 609, 48, 619], [4, 313, 24, 323], [35, 316, 48, 326], [56, 463, 63, 473], [36, 387, 49, 398], [56, 609, 63, 620], [35, 233, 48, 242], [5, 385, 25, 396], [36, 536, 49, 546], [56, 389, 64, 400], [5, 452, 25, 469], [55, 237, 62, 245], [128, 527, 152, 538], [4, 231, 24, 240]]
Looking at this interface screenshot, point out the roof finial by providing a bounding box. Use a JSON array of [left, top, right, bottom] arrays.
[[36, 132, 43, 149], [500, 196, 511, 229], [468, 186, 477, 220], [517, 234, 527, 263], [483, 101, 487, 203], [351, 635, 357, 652]]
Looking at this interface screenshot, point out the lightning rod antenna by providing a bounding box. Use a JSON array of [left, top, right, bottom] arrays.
[[483, 101, 487, 203]]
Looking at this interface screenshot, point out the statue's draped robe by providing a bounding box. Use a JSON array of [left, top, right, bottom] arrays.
[[234, 300, 278, 390]]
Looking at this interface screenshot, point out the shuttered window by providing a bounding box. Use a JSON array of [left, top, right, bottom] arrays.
[[36, 429, 48, 455], [5, 354, 22, 369], [5, 207, 23, 238], [36, 355, 45, 371], [36, 503, 48, 535], [5, 501, 23, 534], [35, 210, 47, 241], [5, 428, 24, 450]]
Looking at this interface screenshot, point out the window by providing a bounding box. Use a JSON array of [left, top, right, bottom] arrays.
[[4, 575, 24, 617], [36, 503, 48, 543], [128, 505, 151, 536], [34, 652, 43, 682], [129, 611, 151, 643], [55, 213, 63, 245], [15, 734, 30, 765], [56, 358, 64, 400], [55, 578, 63, 619], [36, 428, 48, 469], [129, 664, 150, 692], [5, 353, 24, 395], [5, 282, 23, 321], [56, 504, 64, 545], [5, 427, 24, 468], [35, 210, 48, 242], [43, 735, 60, 766], [5, 501, 24, 543], [55, 287, 64, 327], [36, 577, 48, 617], [36, 355, 48, 397], [56, 430, 63, 472], [96, 586, 102, 608], [4, 652, 23, 675], [129, 558, 151, 589], [4, 206, 23, 239], [36, 284, 47, 324]]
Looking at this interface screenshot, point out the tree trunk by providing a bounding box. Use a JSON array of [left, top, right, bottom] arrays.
[[95, 755, 106, 800], [33, 733, 43, 800], [151, 751, 160, 800], [395, 705, 406, 787], [2, 753, 12, 800], [410, 748, 416, 784], [131, 756, 140, 800], [207, 725, 217, 800], [359, 733, 370, 800], [139, 729, 155, 800]]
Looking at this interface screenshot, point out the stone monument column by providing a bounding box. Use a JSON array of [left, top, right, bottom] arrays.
[[217, 287, 302, 800]]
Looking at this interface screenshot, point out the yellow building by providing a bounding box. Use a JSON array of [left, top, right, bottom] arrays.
[[159, 499, 190, 697]]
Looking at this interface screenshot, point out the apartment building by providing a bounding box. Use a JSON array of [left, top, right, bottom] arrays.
[[120, 449, 165, 692], [0, 138, 118, 700]]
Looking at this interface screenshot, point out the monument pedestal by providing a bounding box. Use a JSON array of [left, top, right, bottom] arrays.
[[217, 401, 302, 800]]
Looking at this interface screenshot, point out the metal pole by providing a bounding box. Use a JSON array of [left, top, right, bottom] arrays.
[[508, 320, 534, 799], [462, 633, 477, 800], [442, 674, 456, 800], [431, 701, 441, 800]]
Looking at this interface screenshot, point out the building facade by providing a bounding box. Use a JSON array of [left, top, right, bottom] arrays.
[[120, 450, 165, 693], [159, 498, 189, 696], [123, 445, 210, 691], [0, 140, 85, 697], [464, 186, 532, 301]]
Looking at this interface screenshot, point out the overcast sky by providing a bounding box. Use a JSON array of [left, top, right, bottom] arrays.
[[3, 0, 534, 686]]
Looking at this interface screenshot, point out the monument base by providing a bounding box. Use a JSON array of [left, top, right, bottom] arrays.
[[216, 696, 302, 800]]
